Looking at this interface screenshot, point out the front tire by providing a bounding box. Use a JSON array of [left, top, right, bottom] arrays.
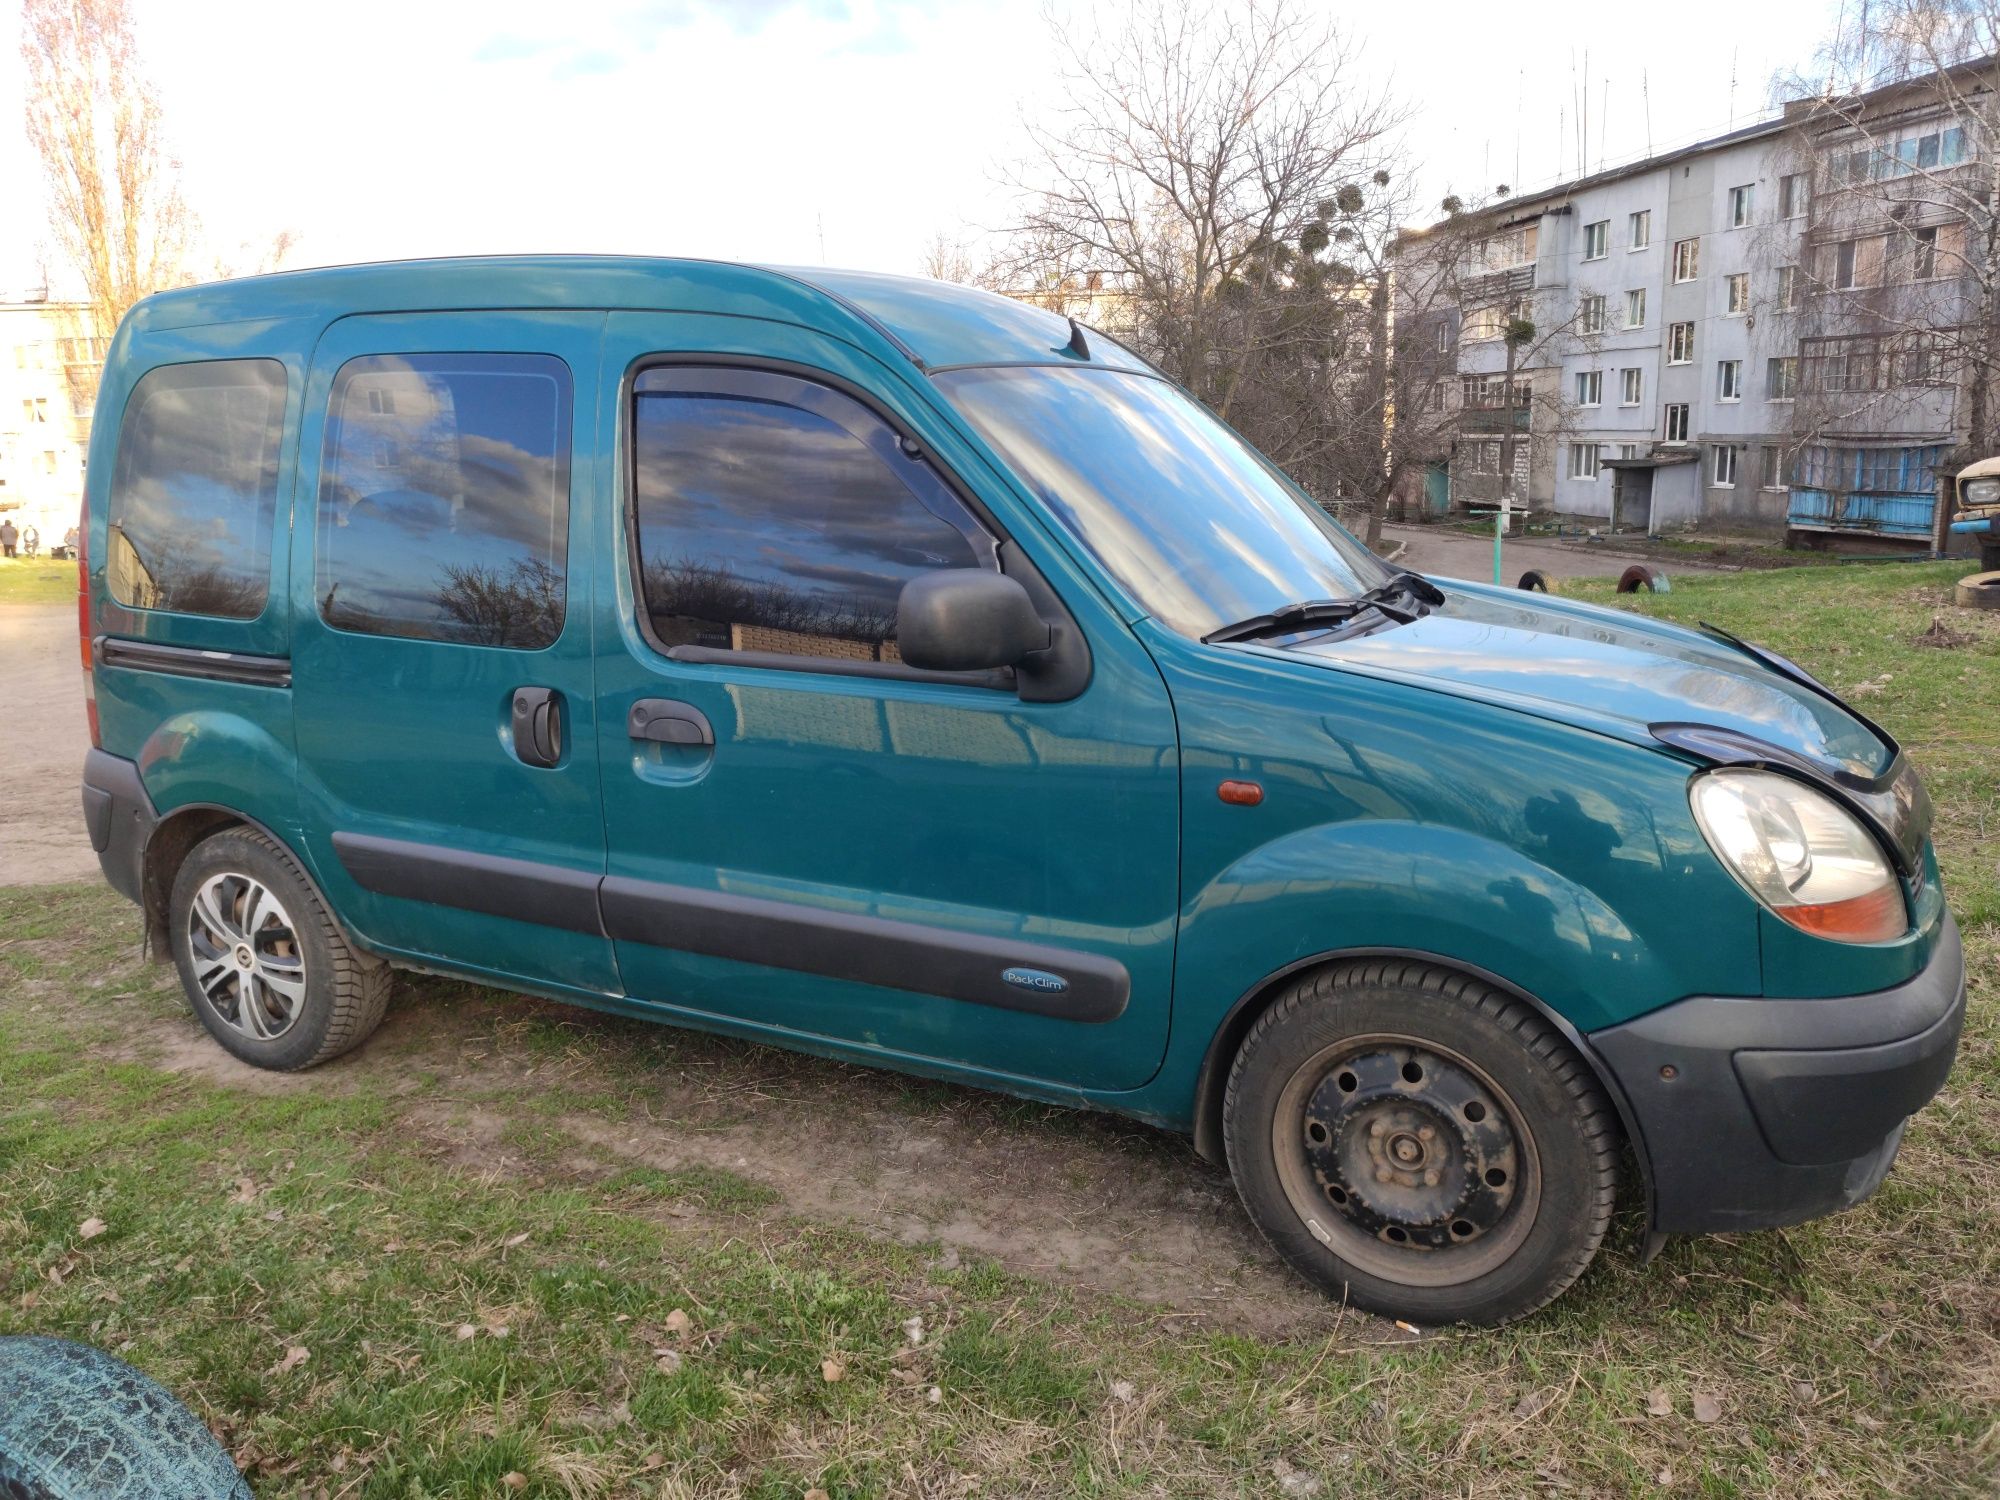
[[169, 827, 390, 1070], [1223, 960, 1618, 1325]]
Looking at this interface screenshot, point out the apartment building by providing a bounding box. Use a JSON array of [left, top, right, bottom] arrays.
[[0, 296, 98, 548], [1400, 63, 1987, 545]]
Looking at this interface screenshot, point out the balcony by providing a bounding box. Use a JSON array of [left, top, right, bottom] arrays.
[[1461, 264, 1537, 304]]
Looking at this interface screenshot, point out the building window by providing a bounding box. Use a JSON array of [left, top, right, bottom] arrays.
[[1667, 321, 1695, 364], [23, 397, 47, 424], [1619, 443, 1639, 459], [1624, 288, 1646, 328], [1728, 184, 1755, 227], [1665, 403, 1690, 443], [1436, 323, 1450, 353], [1427, 380, 1446, 412], [1583, 219, 1609, 259], [1718, 360, 1743, 402], [1779, 172, 1810, 218], [632, 368, 990, 663], [1760, 446, 1787, 490], [1672, 237, 1700, 282], [107, 359, 287, 619], [1460, 374, 1531, 409], [1725, 273, 1750, 315], [1628, 210, 1651, 249], [1912, 225, 1939, 280], [1767, 356, 1799, 400], [1575, 369, 1603, 407], [318, 353, 573, 648], [1830, 236, 1885, 290], [1776, 264, 1799, 310], [1569, 443, 1601, 480], [1464, 305, 1504, 341], [1579, 294, 1606, 334], [1620, 367, 1643, 406], [1711, 444, 1738, 487]]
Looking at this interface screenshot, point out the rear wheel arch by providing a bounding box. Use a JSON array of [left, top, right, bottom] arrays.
[[1190, 947, 1650, 1216], [140, 806, 354, 961]]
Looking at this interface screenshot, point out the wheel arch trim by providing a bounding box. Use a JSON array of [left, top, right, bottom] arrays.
[[139, 800, 363, 962], [1190, 945, 1655, 1228]]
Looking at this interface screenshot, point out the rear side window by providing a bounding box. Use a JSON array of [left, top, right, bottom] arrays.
[[317, 353, 571, 649], [631, 367, 989, 663], [107, 359, 286, 618]]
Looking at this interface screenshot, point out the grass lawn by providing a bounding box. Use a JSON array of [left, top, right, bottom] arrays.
[[1, 562, 1994, 1498], [0, 556, 76, 606]]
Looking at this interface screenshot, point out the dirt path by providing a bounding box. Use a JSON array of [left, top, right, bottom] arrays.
[[110, 973, 1349, 1339], [0, 603, 95, 886]]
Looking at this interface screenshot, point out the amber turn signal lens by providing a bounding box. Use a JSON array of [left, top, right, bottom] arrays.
[[1778, 883, 1907, 944], [1218, 779, 1264, 806]]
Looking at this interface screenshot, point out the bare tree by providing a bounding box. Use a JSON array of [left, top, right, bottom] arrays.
[[993, 1, 1408, 529], [21, 0, 193, 411]]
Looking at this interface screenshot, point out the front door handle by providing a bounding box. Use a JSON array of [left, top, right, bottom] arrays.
[[511, 686, 563, 768], [629, 698, 713, 747]]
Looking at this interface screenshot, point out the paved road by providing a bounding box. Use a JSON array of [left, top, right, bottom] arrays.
[[1382, 522, 1721, 584], [1, 604, 96, 886]]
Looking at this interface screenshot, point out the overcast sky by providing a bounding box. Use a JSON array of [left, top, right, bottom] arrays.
[[0, 0, 1841, 297]]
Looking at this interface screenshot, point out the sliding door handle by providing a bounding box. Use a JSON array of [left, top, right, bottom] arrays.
[[511, 686, 563, 768]]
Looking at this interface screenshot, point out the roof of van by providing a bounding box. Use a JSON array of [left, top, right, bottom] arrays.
[[121, 255, 1150, 374]]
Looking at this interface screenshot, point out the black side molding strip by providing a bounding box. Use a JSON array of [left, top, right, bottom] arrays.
[[332, 832, 606, 937], [328, 830, 1128, 1023], [95, 636, 292, 689], [599, 876, 1129, 1022]]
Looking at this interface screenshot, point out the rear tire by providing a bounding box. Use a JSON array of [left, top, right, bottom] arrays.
[[1222, 960, 1617, 1325], [169, 827, 390, 1070]]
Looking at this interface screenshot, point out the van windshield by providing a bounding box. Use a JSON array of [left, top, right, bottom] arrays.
[[934, 365, 1390, 640]]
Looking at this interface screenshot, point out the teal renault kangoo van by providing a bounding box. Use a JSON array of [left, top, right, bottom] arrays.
[[77, 258, 1964, 1325]]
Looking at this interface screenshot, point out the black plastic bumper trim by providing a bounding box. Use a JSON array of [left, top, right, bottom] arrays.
[[94, 636, 292, 689], [332, 832, 606, 937], [1589, 913, 1964, 1234], [81, 748, 157, 905], [599, 875, 1130, 1023]]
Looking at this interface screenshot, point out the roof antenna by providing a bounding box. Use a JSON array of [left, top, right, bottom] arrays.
[[1066, 316, 1090, 360]]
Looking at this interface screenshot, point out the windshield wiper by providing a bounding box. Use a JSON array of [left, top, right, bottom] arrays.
[[1202, 596, 1412, 645], [1201, 569, 1444, 647]]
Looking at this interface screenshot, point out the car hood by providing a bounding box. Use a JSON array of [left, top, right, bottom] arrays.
[[1289, 586, 1890, 778]]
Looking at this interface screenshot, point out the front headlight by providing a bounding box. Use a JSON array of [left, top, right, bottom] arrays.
[[1689, 769, 1907, 943], [1962, 477, 2000, 506]]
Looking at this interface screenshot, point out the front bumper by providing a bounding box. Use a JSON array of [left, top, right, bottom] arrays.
[[1589, 913, 1966, 1235]]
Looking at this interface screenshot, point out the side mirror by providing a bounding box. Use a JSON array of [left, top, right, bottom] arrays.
[[897, 570, 1052, 673]]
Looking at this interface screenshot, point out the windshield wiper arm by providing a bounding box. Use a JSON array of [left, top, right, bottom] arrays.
[[1362, 568, 1446, 608], [1202, 597, 1408, 645]]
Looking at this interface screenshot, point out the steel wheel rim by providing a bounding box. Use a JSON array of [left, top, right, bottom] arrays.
[[1270, 1032, 1542, 1287], [186, 872, 307, 1042]]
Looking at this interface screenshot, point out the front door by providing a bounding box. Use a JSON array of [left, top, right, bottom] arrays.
[[290, 312, 618, 996], [591, 313, 1181, 1090]]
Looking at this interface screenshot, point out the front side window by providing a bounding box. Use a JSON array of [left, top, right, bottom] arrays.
[[936, 366, 1387, 640], [633, 369, 988, 663], [1583, 220, 1609, 259], [1668, 321, 1695, 364], [317, 353, 571, 649], [108, 359, 286, 618], [1673, 238, 1700, 282]]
